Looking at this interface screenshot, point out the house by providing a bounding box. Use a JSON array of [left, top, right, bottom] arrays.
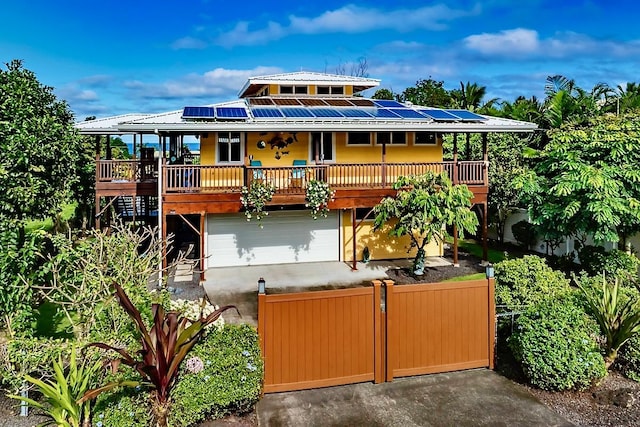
[[76, 72, 537, 274]]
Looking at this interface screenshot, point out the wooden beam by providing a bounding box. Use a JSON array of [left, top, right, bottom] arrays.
[[452, 133, 459, 185], [176, 213, 201, 236], [351, 208, 357, 271], [200, 213, 205, 281], [482, 202, 488, 262], [95, 195, 118, 218], [453, 225, 459, 267]]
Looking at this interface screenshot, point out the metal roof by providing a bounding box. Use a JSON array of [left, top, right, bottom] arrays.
[[238, 71, 380, 97], [74, 113, 151, 134]]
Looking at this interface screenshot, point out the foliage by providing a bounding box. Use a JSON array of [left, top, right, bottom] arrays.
[[449, 81, 498, 113], [577, 275, 640, 366], [510, 294, 607, 391], [511, 220, 537, 250], [514, 113, 640, 245], [36, 225, 171, 344], [93, 387, 150, 427], [494, 255, 571, 311], [8, 348, 102, 427], [618, 333, 640, 381], [305, 179, 335, 220], [169, 298, 225, 334], [578, 245, 640, 279], [0, 224, 47, 336], [0, 337, 73, 392], [169, 324, 263, 426], [82, 283, 236, 427], [240, 180, 276, 225], [0, 60, 90, 223], [371, 88, 395, 100], [398, 77, 451, 108], [374, 172, 477, 273]]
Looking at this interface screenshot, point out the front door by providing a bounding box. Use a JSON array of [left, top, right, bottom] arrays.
[[310, 132, 334, 163]]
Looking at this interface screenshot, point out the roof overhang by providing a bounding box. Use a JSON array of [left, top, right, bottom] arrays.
[[238, 72, 381, 97]]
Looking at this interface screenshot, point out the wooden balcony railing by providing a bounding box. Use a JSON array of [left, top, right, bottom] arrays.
[[97, 159, 157, 182], [161, 161, 487, 193]]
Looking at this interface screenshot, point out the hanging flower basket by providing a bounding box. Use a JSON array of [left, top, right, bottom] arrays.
[[241, 180, 276, 226], [305, 180, 335, 220]]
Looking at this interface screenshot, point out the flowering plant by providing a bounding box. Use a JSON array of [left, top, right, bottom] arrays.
[[305, 179, 335, 219], [170, 298, 225, 333], [240, 180, 276, 225]]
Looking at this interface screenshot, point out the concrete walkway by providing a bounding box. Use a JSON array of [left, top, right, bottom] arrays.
[[257, 369, 573, 427]]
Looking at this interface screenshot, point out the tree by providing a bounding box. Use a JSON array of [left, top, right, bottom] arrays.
[[372, 88, 396, 100], [449, 81, 498, 113], [373, 172, 478, 273], [398, 78, 452, 108], [0, 60, 88, 224], [514, 112, 640, 245]]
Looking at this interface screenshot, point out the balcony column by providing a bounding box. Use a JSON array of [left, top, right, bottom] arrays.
[[94, 135, 101, 229], [381, 141, 387, 186], [482, 133, 489, 261], [452, 133, 459, 267], [106, 135, 111, 160], [351, 208, 358, 271]]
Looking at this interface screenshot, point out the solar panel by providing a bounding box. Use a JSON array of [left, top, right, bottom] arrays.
[[373, 100, 405, 108], [300, 98, 329, 106], [445, 109, 488, 121], [340, 108, 374, 118], [273, 98, 302, 106], [251, 108, 284, 118], [215, 107, 248, 119], [182, 106, 214, 118], [350, 99, 375, 107], [391, 108, 427, 119], [419, 109, 459, 121], [370, 108, 401, 118], [325, 98, 355, 106], [280, 107, 314, 118], [310, 108, 344, 118], [249, 98, 274, 106]]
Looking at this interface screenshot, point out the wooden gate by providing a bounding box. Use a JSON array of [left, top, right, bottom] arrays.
[[258, 278, 494, 393]]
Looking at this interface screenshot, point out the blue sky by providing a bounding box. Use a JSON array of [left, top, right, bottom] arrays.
[[2, 0, 639, 120]]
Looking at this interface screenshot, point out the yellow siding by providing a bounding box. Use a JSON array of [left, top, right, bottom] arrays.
[[342, 212, 442, 261], [269, 84, 279, 95], [200, 133, 216, 164], [247, 132, 310, 167], [309, 85, 317, 95], [345, 86, 353, 96], [334, 132, 442, 163]]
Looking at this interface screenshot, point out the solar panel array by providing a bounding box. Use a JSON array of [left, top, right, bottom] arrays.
[[183, 98, 488, 122]]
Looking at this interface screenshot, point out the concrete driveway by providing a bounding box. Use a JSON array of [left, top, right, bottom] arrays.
[[257, 369, 572, 427]]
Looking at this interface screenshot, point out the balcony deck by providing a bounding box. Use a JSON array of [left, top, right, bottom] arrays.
[[97, 160, 488, 213]]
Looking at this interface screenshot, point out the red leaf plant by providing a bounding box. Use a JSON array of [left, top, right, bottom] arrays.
[[80, 283, 236, 427]]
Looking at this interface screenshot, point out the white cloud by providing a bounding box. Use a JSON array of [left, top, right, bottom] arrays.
[[170, 36, 208, 50], [204, 3, 481, 48], [123, 66, 283, 100], [464, 28, 640, 59]]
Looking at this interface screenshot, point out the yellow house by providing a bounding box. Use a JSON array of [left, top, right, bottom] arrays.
[[78, 72, 536, 271]]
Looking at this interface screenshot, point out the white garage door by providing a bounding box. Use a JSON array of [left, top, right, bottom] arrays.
[[207, 211, 339, 267]]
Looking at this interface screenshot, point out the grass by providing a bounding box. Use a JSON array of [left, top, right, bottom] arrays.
[[443, 272, 486, 282], [24, 202, 77, 232], [446, 236, 507, 264]]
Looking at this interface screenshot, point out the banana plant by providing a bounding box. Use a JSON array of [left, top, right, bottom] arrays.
[[80, 283, 236, 427], [9, 348, 102, 427]]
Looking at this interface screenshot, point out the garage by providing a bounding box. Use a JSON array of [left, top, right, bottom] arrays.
[[207, 211, 339, 267]]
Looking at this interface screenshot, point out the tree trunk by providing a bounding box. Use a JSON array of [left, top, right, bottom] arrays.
[[153, 397, 170, 427], [605, 349, 617, 370], [413, 247, 426, 275]]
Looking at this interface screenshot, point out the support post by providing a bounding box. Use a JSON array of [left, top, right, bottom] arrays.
[[452, 132, 459, 184], [106, 135, 111, 160], [95, 135, 101, 229], [383, 279, 395, 382], [200, 212, 205, 281], [351, 208, 358, 271], [257, 278, 267, 363], [482, 202, 488, 262], [453, 225, 459, 267], [486, 265, 496, 370], [381, 142, 387, 187], [482, 133, 488, 186]]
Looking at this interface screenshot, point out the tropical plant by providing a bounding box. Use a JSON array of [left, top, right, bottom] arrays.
[[373, 171, 478, 274], [398, 77, 452, 107], [81, 283, 236, 427], [240, 180, 276, 225], [577, 275, 640, 367], [511, 220, 537, 250], [305, 179, 335, 219], [9, 348, 102, 427]]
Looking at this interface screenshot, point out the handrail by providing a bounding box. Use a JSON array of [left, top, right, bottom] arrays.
[[97, 159, 157, 182], [154, 161, 487, 193]]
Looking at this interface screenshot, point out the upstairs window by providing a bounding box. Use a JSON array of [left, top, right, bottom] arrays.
[[280, 85, 294, 94], [294, 85, 308, 94], [414, 132, 438, 145], [347, 132, 371, 146], [317, 86, 345, 95], [218, 132, 241, 163], [376, 132, 407, 145]]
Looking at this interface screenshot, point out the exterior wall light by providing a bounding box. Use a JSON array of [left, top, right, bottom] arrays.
[[258, 277, 266, 294], [485, 263, 494, 279]]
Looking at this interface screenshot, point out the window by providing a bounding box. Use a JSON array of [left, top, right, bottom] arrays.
[[376, 132, 406, 145], [331, 86, 344, 94], [414, 132, 438, 145], [310, 132, 334, 162], [294, 86, 308, 94], [317, 86, 330, 95], [317, 86, 345, 95], [280, 85, 293, 94], [347, 132, 371, 145], [217, 132, 241, 163]]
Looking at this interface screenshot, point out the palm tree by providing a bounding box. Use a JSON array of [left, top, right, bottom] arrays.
[[450, 81, 498, 112]]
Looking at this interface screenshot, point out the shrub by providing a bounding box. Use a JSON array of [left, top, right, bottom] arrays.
[[494, 255, 571, 311], [509, 294, 606, 391], [169, 324, 263, 426], [511, 220, 536, 249], [578, 245, 640, 280], [619, 333, 640, 381], [93, 385, 151, 427]]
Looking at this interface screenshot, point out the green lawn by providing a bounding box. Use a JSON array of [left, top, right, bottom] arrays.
[[443, 272, 486, 282], [446, 237, 507, 264]]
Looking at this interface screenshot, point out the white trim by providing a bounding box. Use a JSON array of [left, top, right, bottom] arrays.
[[309, 131, 336, 163], [346, 131, 372, 146], [413, 131, 439, 146], [374, 131, 408, 146], [215, 131, 244, 164]]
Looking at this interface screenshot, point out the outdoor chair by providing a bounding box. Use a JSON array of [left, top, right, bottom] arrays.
[[250, 160, 264, 181], [291, 159, 307, 188]]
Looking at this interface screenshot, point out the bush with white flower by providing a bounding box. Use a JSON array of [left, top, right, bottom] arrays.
[[240, 180, 276, 225], [169, 298, 225, 333]]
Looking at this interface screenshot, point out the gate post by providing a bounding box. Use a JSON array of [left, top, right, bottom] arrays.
[[486, 266, 496, 370], [257, 278, 266, 362], [383, 279, 395, 382], [373, 280, 385, 383]]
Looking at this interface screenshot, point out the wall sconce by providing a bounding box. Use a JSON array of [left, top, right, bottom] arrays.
[[485, 263, 494, 279], [258, 277, 266, 294], [257, 140, 266, 149]]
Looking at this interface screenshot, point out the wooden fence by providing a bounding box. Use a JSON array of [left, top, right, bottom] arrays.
[[258, 278, 494, 393]]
